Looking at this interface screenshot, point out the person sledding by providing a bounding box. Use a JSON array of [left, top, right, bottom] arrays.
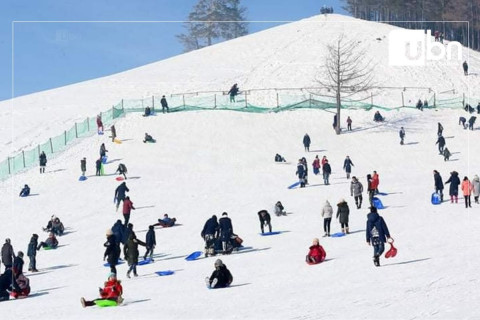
[[373, 111, 384, 122], [143, 106, 151, 117], [43, 215, 64, 236], [81, 272, 123, 307], [19, 184, 30, 197], [306, 238, 326, 264], [10, 272, 30, 299], [206, 259, 233, 289], [153, 214, 176, 228], [0, 267, 21, 301], [37, 232, 58, 250], [115, 163, 128, 180], [143, 133, 155, 143], [274, 153, 286, 162]]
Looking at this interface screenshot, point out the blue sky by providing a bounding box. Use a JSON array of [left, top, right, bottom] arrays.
[[0, 0, 347, 100]]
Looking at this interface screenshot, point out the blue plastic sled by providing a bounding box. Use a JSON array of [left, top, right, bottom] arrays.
[[377, 192, 388, 196], [79, 175, 87, 181], [372, 197, 384, 209], [288, 182, 301, 189], [102, 156, 108, 164], [156, 270, 175, 276], [431, 192, 441, 205], [260, 231, 282, 236], [103, 260, 125, 267], [98, 131, 104, 135], [185, 251, 202, 261], [331, 232, 346, 237], [138, 258, 153, 266]]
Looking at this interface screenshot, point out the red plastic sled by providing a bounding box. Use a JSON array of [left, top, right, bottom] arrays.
[[385, 238, 397, 258], [115, 177, 124, 181]]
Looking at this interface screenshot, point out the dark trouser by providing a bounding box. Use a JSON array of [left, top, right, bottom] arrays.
[[28, 255, 36, 270], [340, 222, 349, 229], [323, 173, 330, 185], [260, 222, 272, 233], [116, 197, 124, 210], [368, 190, 375, 205], [40, 166, 45, 173], [127, 263, 137, 275], [109, 263, 117, 275], [162, 106, 169, 113], [373, 240, 385, 257], [96, 168, 101, 176], [0, 291, 10, 301], [354, 195, 363, 208], [465, 195, 471, 208], [438, 145, 444, 154], [348, 124, 352, 131], [435, 189, 444, 201], [323, 218, 331, 234], [144, 247, 154, 259], [475, 195, 479, 203], [123, 214, 130, 226]]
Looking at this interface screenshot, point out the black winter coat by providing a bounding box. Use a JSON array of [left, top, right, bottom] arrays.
[[201, 216, 219, 238], [323, 163, 332, 174], [13, 256, 24, 275], [0, 268, 20, 292], [343, 158, 353, 173], [296, 163, 306, 179], [434, 172, 444, 190], [1, 243, 15, 266], [104, 235, 121, 266], [436, 136, 446, 147], [80, 159, 86, 172], [258, 210, 271, 224], [111, 221, 125, 245], [145, 229, 156, 248], [303, 135, 311, 147], [336, 202, 350, 224], [209, 264, 233, 288], [445, 172, 461, 196], [115, 182, 129, 200], [218, 217, 233, 241], [39, 153, 47, 166], [366, 212, 390, 243], [27, 236, 38, 257]]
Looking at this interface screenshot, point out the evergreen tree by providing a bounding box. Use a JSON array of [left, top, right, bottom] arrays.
[[177, 0, 248, 52]]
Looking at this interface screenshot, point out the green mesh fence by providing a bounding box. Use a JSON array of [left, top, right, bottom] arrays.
[[1, 91, 475, 182]]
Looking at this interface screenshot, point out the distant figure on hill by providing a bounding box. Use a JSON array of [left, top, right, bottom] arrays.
[[459, 116, 467, 129], [228, 84, 239, 102], [477, 102, 480, 114], [257, 210, 272, 234], [1, 238, 15, 270], [443, 147, 451, 161], [433, 170, 444, 202], [416, 99, 423, 111], [472, 175, 480, 204], [346, 116, 352, 131], [436, 135, 446, 154], [343, 155, 354, 179], [274, 153, 286, 162], [161, 95, 169, 113], [445, 171, 460, 203], [19, 184, 30, 197], [80, 157, 86, 176], [143, 133, 155, 143], [373, 111, 384, 122], [399, 127, 405, 145], [114, 182, 129, 211], [100, 143, 108, 158], [39, 151, 47, 174], [111, 125, 117, 142], [37, 232, 58, 250], [144, 106, 151, 117], [465, 104, 475, 113], [463, 61, 468, 75], [333, 114, 337, 130], [366, 206, 391, 267], [350, 176, 364, 209], [303, 133, 311, 152], [322, 159, 331, 185], [424, 99, 429, 108], [468, 116, 476, 130], [96, 114, 104, 133], [143, 225, 156, 261], [306, 238, 326, 264], [95, 158, 102, 176], [27, 234, 39, 272], [437, 122, 443, 136], [296, 158, 307, 188]]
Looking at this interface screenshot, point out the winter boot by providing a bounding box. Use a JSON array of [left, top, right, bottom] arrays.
[[211, 278, 218, 288], [323, 233, 328, 237], [126, 271, 131, 279], [342, 228, 345, 234], [81, 297, 86, 308], [346, 227, 350, 234], [373, 255, 380, 267]]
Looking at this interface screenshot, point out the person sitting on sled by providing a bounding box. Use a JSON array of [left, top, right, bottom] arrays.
[[143, 133, 155, 143], [19, 184, 30, 197], [153, 214, 176, 227], [306, 238, 326, 264], [206, 259, 233, 289], [81, 272, 123, 307], [37, 232, 58, 250]]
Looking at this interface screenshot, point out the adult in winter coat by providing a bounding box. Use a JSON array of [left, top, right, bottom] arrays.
[[461, 176, 473, 208], [463, 60, 468, 75], [399, 127, 405, 145], [161, 95, 169, 113], [306, 238, 326, 264], [321, 200, 333, 237], [104, 229, 121, 275], [13, 251, 24, 275], [81, 273, 123, 307], [321, 156, 328, 167], [301, 157, 308, 185], [322, 159, 332, 185], [346, 116, 352, 131], [336, 199, 350, 234], [201, 215, 219, 256], [122, 196, 135, 225], [143, 225, 156, 261], [343, 155, 354, 179], [366, 174, 375, 206], [218, 212, 233, 253], [39, 151, 47, 174], [350, 176, 364, 209], [95, 158, 102, 176], [111, 125, 117, 142], [468, 116, 476, 130], [27, 234, 39, 272], [445, 171, 461, 203], [372, 171, 380, 194], [19, 184, 30, 197], [96, 115, 104, 132], [80, 157, 86, 176], [274, 201, 286, 216], [436, 135, 446, 154], [114, 182, 129, 211], [1, 239, 15, 269], [111, 220, 125, 246], [116, 163, 128, 180], [296, 159, 306, 188], [459, 116, 467, 129], [303, 134, 311, 152], [124, 232, 146, 278], [472, 175, 480, 204], [207, 259, 233, 289], [100, 143, 108, 158], [228, 84, 239, 102], [437, 122, 443, 136], [366, 206, 391, 267], [258, 210, 272, 234], [0, 268, 21, 301], [433, 170, 444, 202], [312, 155, 321, 175]]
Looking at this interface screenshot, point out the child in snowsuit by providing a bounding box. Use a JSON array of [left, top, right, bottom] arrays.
[[81, 273, 123, 307], [312, 155, 320, 175], [274, 201, 286, 216], [37, 233, 58, 250], [258, 210, 272, 234], [306, 238, 326, 264], [443, 148, 451, 161], [206, 259, 233, 289]]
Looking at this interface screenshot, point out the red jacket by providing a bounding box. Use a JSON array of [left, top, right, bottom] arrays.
[[307, 244, 326, 263], [100, 280, 123, 299], [312, 159, 320, 169], [371, 174, 379, 189], [96, 117, 103, 128], [123, 199, 135, 215]]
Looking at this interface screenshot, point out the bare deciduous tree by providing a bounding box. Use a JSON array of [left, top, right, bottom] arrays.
[[316, 34, 375, 134]]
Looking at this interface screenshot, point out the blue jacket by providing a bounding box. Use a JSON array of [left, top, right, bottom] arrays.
[[366, 212, 390, 243], [296, 162, 306, 178], [27, 236, 38, 257], [111, 221, 125, 245], [201, 216, 219, 238], [146, 228, 156, 248], [343, 158, 354, 173]]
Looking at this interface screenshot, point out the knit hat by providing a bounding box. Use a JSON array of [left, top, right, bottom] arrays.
[[106, 229, 113, 236], [313, 238, 319, 244], [214, 259, 223, 267], [222, 212, 228, 216]]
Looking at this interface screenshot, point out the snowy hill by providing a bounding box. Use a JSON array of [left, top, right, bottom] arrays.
[[0, 14, 480, 320]]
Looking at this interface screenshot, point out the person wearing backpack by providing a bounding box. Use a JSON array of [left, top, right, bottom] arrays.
[[366, 207, 391, 267]]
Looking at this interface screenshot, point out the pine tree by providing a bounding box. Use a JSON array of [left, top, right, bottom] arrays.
[[177, 0, 248, 52]]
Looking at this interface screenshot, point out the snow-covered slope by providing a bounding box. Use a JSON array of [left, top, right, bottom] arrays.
[[1, 14, 479, 160]]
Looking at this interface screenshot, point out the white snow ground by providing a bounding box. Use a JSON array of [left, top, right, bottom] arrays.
[[0, 14, 479, 320]]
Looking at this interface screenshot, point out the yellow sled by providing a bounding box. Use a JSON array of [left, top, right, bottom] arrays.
[[114, 138, 122, 144]]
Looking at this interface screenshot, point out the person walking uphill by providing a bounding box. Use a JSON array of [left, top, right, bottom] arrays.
[[322, 159, 332, 185], [161, 95, 169, 113], [343, 155, 354, 179], [461, 176, 473, 208], [366, 206, 391, 267], [312, 155, 321, 175], [39, 151, 47, 174], [445, 171, 461, 203], [433, 170, 444, 202], [114, 182, 129, 211], [104, 229, 121, 275], [321, 200, 333, 237], [399, 127, 405, 145], [436, 135, 446, 155], [143, 225, 156, 261], [258, 210, 272, 234], [296, 159, 307, 188], [228, 83, 239, 102], [350, 176, 364, 209], [218, 212, 233, 254], [336, 199, 350, 234], [122, 196, 135, 225], [303, 134, 311, 152], [80, 157, 86, 176]]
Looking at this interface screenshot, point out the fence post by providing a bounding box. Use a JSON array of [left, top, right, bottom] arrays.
[[277, 92, 279, 108], [152, 96, 154, 113], [75, 123, 78, 138], [22, 150, 25, 168], [214, 94, 217, 108], [7, 157, 11, 174], [434, 93, 436, 107], [121, 99, 124, 112], [64, 130, 67, 146], [183, 95, 185, 108], [87, 117, 90, 131], [371, 93, 373, 108], [462, 93, 465, 106], [401, 92, 405, 107], [309, 94, 312, 108], [49, 138, 53, 153], [245, 91, 247, 108]]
